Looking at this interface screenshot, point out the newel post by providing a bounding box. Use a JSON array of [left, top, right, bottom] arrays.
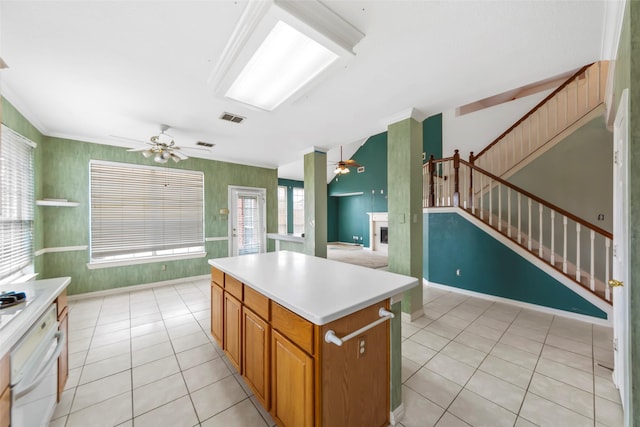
[[468, 152, 475, 209], [453, 149, 460, 207], [428, 155, 435, 207]]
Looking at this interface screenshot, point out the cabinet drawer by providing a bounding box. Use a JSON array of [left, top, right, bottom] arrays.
[[225, 274, 243, 300], [0, 353, 8, 392], [243, 285, 270, 321], [211, 267, 224, 287], [271, 303, 314, 355], [56, 289, 68, 318]]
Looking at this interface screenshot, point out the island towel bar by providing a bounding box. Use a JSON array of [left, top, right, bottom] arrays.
[[324, 308, 395, 347]]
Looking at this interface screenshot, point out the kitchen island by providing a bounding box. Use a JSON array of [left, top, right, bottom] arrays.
[[208, 251, 418, 427]]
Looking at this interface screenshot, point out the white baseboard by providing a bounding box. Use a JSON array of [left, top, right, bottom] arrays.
[[389, 403, 405, 425], [424, 279, 612, 327], [67, 274, 210, 301]]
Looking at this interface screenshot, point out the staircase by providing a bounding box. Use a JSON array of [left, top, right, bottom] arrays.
[[424, 151, 613, 306], [472, 61, 609, 180]]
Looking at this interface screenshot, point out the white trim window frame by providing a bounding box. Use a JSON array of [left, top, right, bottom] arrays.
[[277, 185, 287, 234], [292, 187, 305, 235], [0, 125, 36, 284], [88, 160, 205, 269]]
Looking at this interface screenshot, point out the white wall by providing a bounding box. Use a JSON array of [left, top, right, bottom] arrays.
[[442, 90, 553, 159]]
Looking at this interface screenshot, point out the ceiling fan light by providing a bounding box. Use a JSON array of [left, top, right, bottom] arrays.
[[154, 153, 168, 164], [141, 149, 153, 158]]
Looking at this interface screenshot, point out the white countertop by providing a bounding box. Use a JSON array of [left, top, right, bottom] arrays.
[[266, 233, 305, 243], [209, 251, 418, 325], [0, 277, 71, 358]]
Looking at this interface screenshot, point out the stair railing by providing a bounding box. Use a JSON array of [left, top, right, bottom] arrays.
[[473, 61, 609, 179], [425, 151, 613, 303]]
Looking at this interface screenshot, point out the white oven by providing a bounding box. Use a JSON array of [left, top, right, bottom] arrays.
[[10, 304, 64, 427]]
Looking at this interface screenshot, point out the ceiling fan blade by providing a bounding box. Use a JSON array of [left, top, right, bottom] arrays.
[[110, 134, 148, 145], [127, 147, 151, 152], [345, 160, 362, 168], [171, 150, 189, 160]]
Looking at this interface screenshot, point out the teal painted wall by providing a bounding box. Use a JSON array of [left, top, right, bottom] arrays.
[[424, 211, 606, 319], [277, 178, 303, 234], [327, 196, 338, 242], [328, 114, 442, 247], [423, 113, 443, 160]]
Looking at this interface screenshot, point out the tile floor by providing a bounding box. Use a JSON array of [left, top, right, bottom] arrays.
[[49, 280, 624, 427]]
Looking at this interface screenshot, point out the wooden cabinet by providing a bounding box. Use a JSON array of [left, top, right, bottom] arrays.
[[56, 290, 69, 401], [210, 266, 390, 427], [271, 330, 314, 427], [223, 292, 242, 373], [0, 353, 9, 427], [242, 307, 270, 408], [210, 282, 224, 346]]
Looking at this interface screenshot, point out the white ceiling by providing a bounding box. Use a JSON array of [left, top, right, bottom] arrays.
[[0, 1, 614, 181]]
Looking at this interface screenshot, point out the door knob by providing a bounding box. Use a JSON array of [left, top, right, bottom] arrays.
[[608, 279, 624, 288]]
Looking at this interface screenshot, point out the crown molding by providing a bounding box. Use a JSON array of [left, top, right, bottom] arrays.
[[1, 83, 50, 135]]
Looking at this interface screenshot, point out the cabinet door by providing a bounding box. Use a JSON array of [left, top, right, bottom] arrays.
[[0, 387, 9, 427], [271, 330, 314, 427], [243, 307, 270, 409], [223, 292, 242, 373], [57, 307, 69, 401], [210, 283, 224, 347]]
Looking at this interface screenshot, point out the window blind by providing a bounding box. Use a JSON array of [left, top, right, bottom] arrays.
[[277, 186, 287, 234], [0, 125, 35, 282], [90, 160, 204, 261]]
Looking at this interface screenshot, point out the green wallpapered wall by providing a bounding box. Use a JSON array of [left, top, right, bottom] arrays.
[[424, 211, 607, 319], [3, 98, 277, 295], [327, 113, 442, 247]]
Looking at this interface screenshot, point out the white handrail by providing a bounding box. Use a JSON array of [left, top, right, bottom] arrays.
[[324, 308, 394, 347]]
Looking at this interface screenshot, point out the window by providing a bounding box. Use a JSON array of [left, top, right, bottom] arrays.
[[277, 186, 287, 234], [292, 187, 304, 235], [0, 125, 35, 284], [89, 160, 204, 266]]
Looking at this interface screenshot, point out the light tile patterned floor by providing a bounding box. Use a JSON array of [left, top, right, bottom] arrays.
[[49, 281, 624, 427]]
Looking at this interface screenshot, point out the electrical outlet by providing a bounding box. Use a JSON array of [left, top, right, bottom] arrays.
[[357, 336, 366, 358], [162, 264, 167, 271], [456, 268, 461, 276]]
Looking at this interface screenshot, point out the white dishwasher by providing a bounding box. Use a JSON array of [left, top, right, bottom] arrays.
[[10, 304, 64, 427]]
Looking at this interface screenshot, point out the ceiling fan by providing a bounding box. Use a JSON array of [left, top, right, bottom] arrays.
[[123, 125, 211, 164], [330, 146, 362, 175]]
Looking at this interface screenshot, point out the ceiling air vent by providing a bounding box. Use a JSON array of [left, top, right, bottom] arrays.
[[196, 141, 215, 148], [220, 112, 245, 124]]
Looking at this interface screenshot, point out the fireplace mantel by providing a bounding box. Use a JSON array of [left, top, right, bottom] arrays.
[[367, 212, 388, 254]]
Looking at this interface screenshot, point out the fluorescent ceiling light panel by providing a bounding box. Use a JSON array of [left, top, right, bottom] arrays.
[[225, 20, 339, 111]]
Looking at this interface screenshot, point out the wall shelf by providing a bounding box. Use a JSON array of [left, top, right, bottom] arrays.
[[36, 200, 79, 207]]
